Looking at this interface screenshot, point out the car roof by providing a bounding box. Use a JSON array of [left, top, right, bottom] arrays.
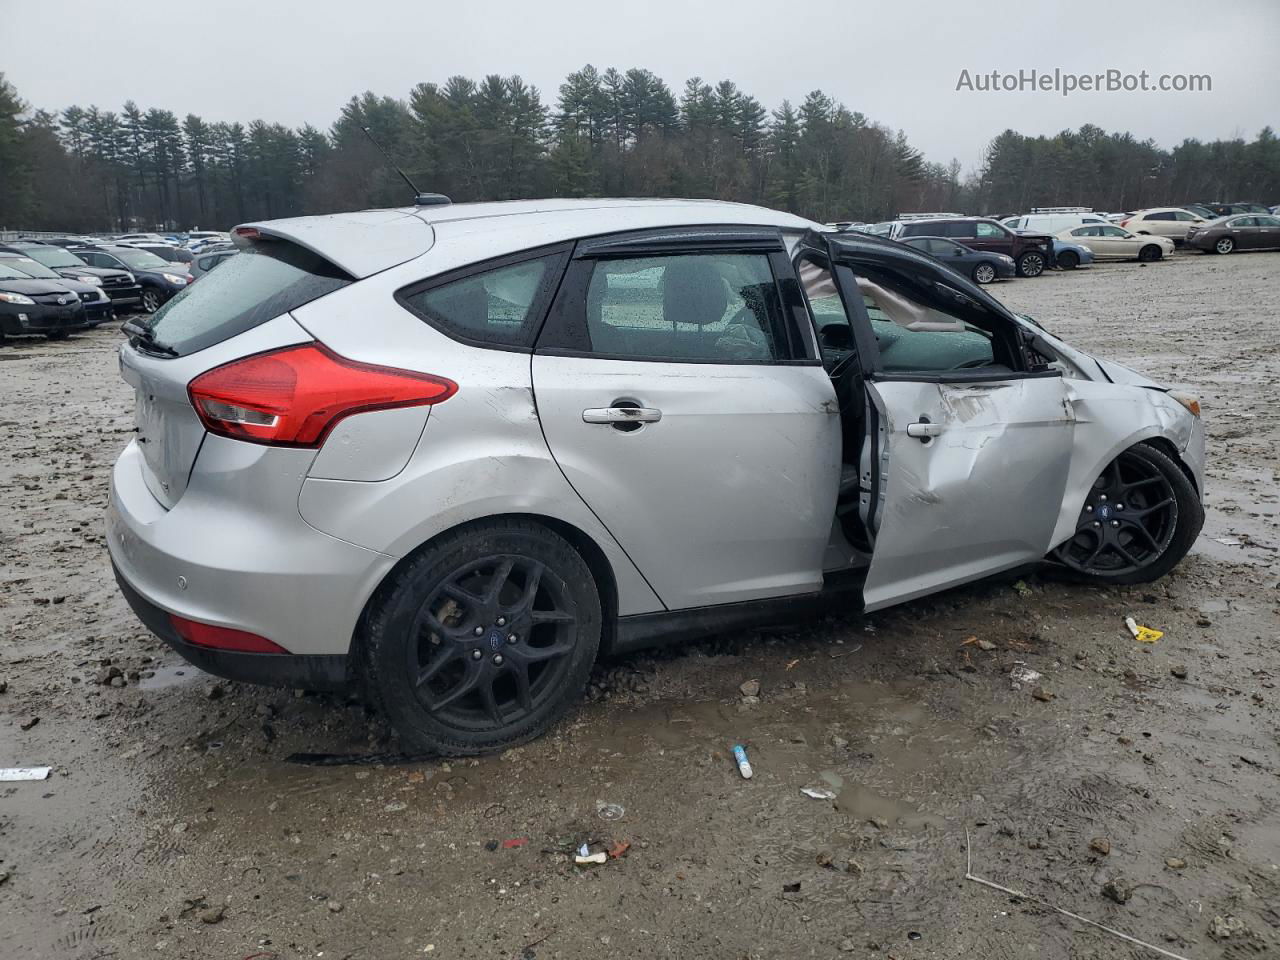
[[236, 198, 820, 279]]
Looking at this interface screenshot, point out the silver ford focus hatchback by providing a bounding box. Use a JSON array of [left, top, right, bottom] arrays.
[[107, 198, 1205, 754]]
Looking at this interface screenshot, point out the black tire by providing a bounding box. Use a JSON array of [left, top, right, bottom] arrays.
[[140, 288, 163, 313], [1214, 237, 1234, 255], [361, 519, 602, 756], [971, 262, 997, 284], [1050, 443, 1202, 585], [1057, 250, 1080, 270], [1016, 251, 1045, 278], [1138, 244, 1163, 262]]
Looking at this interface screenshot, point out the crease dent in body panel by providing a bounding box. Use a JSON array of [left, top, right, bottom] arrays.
[[937, 381, 1010, 423]]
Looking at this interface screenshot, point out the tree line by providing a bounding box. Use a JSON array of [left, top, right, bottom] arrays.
[[1, 68, 1276, 233]]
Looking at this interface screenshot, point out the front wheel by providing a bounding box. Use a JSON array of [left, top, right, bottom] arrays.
[[1138, 244, 1163, 262], [1056, 250, 1080, 270], [361, 520, 602, 755], [972, 262, 997, 284], [1050, 444, 1202, 585], [140, 288, 163, 313], [1214, 237, 1234, 255], [1016, 252, 1045, 278]]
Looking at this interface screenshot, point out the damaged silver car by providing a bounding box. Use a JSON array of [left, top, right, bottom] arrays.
[[106, 199, 1205, 755]]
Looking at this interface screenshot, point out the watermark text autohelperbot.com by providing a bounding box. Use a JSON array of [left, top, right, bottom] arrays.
[[956, 68, 1211, 96]]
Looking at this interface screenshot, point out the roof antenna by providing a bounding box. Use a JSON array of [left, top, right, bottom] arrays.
[[359, 125, 451, 207]]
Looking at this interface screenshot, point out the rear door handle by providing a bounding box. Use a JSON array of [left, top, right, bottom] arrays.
[[906, 420, 944, 440], [583, 406, 662, 424]]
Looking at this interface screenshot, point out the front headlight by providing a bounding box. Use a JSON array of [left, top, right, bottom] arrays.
[[162, 273, 187, 285], [77, 275, 103, 286], [1168, 391, 1201, 417], [0, 291, 36, 305], [1078, 245, 1092, 253], [999, 255, 1015, 263]]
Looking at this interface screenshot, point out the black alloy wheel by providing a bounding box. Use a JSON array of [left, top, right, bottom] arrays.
[[363, 520, 601, 755], [1057, 250, 1080, 270], [1138, 244, 1163, 262], [1051, 444, 1201, 583]]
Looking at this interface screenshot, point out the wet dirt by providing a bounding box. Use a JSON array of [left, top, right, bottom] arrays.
[[1, 251, 1278, 959]]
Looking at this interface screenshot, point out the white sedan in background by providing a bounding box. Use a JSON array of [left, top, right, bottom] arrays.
[[1056, 224, 1176, 262]]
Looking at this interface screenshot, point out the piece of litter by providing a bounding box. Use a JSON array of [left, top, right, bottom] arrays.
[[801, 785, 837, 800], [1212, 536, 1242, 546], [785, 659, 800, 671], [732, 744, 753, 779], [574, 851, 607, 866], [0, 767, 51, 781], [1124, 617, 1163, 644], [501, 837, 528, 849], [607, 840, 630, 859], [596, 801, 625, 821], [1009, 665, 1042, 688]]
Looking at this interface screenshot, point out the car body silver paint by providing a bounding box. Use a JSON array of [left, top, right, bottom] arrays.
[[118, 314, 314, 507], [861, 376, 1075, 611], [108, 437, 395, 655], [531, 354, 841, 609], [308, 405, 431, 482]]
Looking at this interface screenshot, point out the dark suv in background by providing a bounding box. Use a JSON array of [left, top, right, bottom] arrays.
[[70, 245, 190, 312], [0, 241, 143, 313], [895, 217, 1055, 277]]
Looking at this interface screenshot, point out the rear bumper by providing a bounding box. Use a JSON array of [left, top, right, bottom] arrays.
[[106, 437, 397, 665], [113, 564, 349, 690]]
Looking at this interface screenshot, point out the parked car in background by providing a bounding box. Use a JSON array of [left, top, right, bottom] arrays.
[[71, 245, 189, 312], [0, 241, 143, 312], [0, 252, 114, 325], [900, 235, 1017, 283], [1056, 224, 1174, 261], [1001, 211, 1109, 234], [1047, 238, 1096, 270], [1195, 202, 1272, 217], [1119, 208, 1205, 245], [105, 199, 1206, 756], [0, 260, 89, 341], [1185, 214, 1280, 254], [894, 217, 1054, 277], [123, 242, 195, 265], [1178, 203, 1221, 221], [188, 247, 238, 282], [115, 232, 170, 244]]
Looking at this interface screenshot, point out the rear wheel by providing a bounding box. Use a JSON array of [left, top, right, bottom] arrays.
[[1056, 250, 1080, 270], [1138, 244, 1163, 262], [971, 262, 997, 284], [1050, 444, 1201, 585], [362, 520, 601, 755], [1016, 251, 1045, 278], [1214, 237, 1234, 255]]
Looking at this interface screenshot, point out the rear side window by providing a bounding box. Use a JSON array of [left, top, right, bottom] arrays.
[[581, 253, 788, 363], [146, 241, 350, 357], [397, 249, 569, 350], [975, 222, 1004, 238]]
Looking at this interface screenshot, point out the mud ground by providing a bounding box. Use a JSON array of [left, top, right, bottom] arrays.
[[1, 250, 1277, 960]]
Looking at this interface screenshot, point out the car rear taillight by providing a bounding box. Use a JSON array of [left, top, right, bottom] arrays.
[[170, 614, 287, 654], [1119, 218, 1130, 227], [188, 343, 457, 448]]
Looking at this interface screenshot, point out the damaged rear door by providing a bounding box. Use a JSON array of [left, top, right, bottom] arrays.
[[825, 237, 1075, 611]]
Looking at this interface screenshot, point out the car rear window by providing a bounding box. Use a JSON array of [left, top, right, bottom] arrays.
[[144, 241, 351, 357]]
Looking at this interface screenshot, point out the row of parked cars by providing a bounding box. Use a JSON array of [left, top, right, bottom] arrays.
[[836, 201, 1279, 285], [0, 231, 240, 343]]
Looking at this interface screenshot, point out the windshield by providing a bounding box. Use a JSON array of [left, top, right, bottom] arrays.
[[22, 246, 89, 269], [144, 241, 351, 356], [114, 249, 169, 269], [1, 256, 60, 279], [0, 263, 32, 281]]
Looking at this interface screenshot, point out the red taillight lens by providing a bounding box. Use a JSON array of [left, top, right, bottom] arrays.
[[170, 614, 287, 654], [1119, 218, 1130, 227], [188, 343, 457, 448]]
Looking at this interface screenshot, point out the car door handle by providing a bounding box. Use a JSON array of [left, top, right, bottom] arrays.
[[583, 406, 662, 424], [906, 420, 944, 440]]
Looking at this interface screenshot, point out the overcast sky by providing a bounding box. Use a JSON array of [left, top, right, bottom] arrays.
[[5, 0, 1277, 172]]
